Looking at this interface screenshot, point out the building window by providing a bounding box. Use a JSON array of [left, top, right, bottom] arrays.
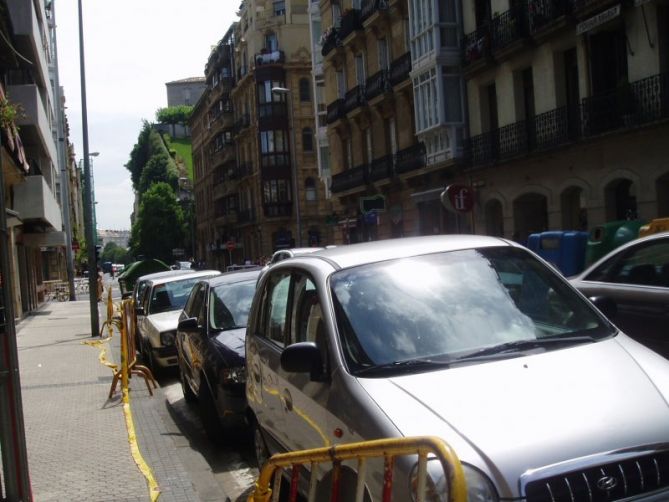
[[273, 0, 286, 16], [412, 68, 439, 133], [410, 0, 435, 61], [260, 130, 289, 153], [299, 78, 311, 102], [378, 38, 390, 70], [258, 80, 286, 103], [305, 178, 317, 201], [355, 54, 366, 86], [263, 179, 291, 203], [265, 31, 279, 52], [336, 70, 346, 99], [302, 128, 314, 152]]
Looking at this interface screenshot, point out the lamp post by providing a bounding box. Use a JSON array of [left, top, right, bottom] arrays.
[[78, 0, 99, 337], [89, 152, 99, 245], [272, 86, 302, 247]]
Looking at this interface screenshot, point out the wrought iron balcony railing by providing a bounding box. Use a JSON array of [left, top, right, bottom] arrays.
[[255, 49, 285, 66], [339, 9, 362, 40], [321, 29, 341, 57], [368, 154, 394, 182], [389, 52, 412, 86], [490, 6, 528, 52], [344, 85, 366, 113], [528, 0, 571, 34], [582, 73, 669, 136], [331, 164, 368, 193], [395, 142, 426, 174], [361, 0, 388, 23], [365, 70, 390, 101], [326, 99, 346, 124], [462, 25, 491, 67]]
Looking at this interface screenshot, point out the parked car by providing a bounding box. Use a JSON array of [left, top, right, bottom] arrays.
[[257, 247, 324, 284], [570, 231, 669, 357], [246, 235, 669, 501], [135, 269, 220, 371], [176, 269, 261, 442]]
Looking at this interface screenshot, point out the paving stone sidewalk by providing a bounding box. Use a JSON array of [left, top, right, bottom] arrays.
[[16, 300, 209, 502]]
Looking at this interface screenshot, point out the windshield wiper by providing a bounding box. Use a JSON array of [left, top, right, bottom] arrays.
[[354, 358, 451, 377], [454, 335, 597, 362]]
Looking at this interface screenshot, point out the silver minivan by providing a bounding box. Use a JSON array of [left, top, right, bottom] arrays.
[[246, 235, 669, 501]]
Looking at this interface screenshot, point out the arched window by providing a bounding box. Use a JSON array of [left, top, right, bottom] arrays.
[[299, 78, 311, 102], [302, 128, 314, 152], [305, 178, 317, 202]]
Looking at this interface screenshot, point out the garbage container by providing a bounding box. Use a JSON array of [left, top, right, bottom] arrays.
[[116, 259, 170, 298], [639, 217, 669, 237], [585, 220, 646, 266], [527, 231, 589, 276]]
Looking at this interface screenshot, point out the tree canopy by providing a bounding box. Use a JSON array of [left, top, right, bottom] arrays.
[[131, 182, 185, 263], [156, 105, 193, 128]]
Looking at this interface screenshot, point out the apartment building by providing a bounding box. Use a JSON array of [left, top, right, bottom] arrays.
[[461, 0, 669, 241], [319, 0, 467, 242], [2, 0, 72, 316], [192, 1, 330, 268]]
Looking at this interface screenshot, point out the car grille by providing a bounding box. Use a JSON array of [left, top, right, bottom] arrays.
[[525, 450, 669, 501]]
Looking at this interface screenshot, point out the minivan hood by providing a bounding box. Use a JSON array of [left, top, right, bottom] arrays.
[[213, 327, 246, 359], [356, 337, 669, 497]]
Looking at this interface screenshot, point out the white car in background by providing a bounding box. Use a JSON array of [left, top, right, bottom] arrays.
[[135, 269, 220, 371]]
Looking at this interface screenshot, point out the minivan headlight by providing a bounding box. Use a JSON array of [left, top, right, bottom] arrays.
[[220, 366, 246, 384], [409, 459, 498, 502], [160, 330, 176, 346]]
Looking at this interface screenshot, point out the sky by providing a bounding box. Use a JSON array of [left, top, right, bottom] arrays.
[[55, 1, 239, 230]]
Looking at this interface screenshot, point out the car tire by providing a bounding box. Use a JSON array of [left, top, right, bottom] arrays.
[[142, 339, 160, 378], [199, 380, 224, 445], [253, 420, 270, 469], [179, 364, 197, 404]]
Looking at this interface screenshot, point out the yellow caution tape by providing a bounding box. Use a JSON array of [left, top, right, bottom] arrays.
[[122, 386, 161, 501], [83, 335, 161, 500]]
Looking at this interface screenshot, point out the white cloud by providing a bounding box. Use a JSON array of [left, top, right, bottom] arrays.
[[55, 0, 238, 229]]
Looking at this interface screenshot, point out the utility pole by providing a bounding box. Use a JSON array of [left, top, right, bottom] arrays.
[[78, 0, 99, 337]]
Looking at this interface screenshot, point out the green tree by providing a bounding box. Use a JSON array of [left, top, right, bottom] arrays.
[[125, 121, 152, 189], [156, 105, 193, 136], [137, 151, 178, 194], [131, 182, 185, 263]]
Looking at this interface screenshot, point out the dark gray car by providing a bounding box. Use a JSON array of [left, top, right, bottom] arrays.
[[570, 231, 669, 356]]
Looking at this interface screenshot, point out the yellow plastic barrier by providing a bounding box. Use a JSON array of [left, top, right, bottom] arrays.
[[248, 436, 466, 502], [109, 299, 157, 398], [100, 286, 121, 338]]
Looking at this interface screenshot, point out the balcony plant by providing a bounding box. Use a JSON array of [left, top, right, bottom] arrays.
[[0, 95, 21, 130]]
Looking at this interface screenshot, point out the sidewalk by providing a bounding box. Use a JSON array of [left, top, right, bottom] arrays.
[[16, 299, 215, 502]]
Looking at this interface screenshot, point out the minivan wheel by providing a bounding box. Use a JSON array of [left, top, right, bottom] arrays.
[[253, 421, 270, 469], [199, 382, 224, 445]]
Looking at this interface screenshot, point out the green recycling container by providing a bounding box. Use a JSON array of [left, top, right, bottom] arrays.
[[585, 220, 646, 266]]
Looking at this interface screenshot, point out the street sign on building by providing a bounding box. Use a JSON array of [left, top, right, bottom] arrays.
[[226, 241, 236, 251], [441, 184, 474, 213]]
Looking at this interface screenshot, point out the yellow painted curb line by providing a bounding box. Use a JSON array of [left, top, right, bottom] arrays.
[[83, 337, 161, 501]]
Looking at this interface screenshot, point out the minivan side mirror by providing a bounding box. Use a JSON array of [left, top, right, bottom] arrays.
[[135, 306, 145, 316], [281, 342, 324, 381], [177, 317, 199, 333], [589, 295, 617, 320]]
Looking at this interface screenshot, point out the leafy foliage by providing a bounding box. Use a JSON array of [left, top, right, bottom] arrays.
[[101, 242, 132, 265], [138, 151, 178, 194], [125, 121, 152, 188], [131, 182, 185, 263], [155, 105, 193, 127]]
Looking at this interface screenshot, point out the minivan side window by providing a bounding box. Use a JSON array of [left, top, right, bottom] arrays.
[[264, 272, 292, 347], [184, 284, 205, 320]]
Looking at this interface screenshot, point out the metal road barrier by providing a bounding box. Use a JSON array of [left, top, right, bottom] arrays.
[[100, 286, 121, 338], [108, 299, 157, 398], [248, 436, 467, 502]]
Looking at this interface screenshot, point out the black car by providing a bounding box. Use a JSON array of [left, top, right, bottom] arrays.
[[176, 268, 261, 442]]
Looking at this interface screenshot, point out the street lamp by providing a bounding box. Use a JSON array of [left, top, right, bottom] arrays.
[[78, 0, 99, 337], [88, 152, 99, 245], [272, 86, 302, 247]]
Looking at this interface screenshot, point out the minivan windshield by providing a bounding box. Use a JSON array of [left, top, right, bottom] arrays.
[[331, 247, 614, 376]]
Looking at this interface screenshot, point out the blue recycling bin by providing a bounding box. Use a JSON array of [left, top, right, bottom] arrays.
[[527, 230, 589, 277]]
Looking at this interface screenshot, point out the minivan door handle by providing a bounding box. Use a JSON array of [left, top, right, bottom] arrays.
[[282, 389, 293, 412]]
